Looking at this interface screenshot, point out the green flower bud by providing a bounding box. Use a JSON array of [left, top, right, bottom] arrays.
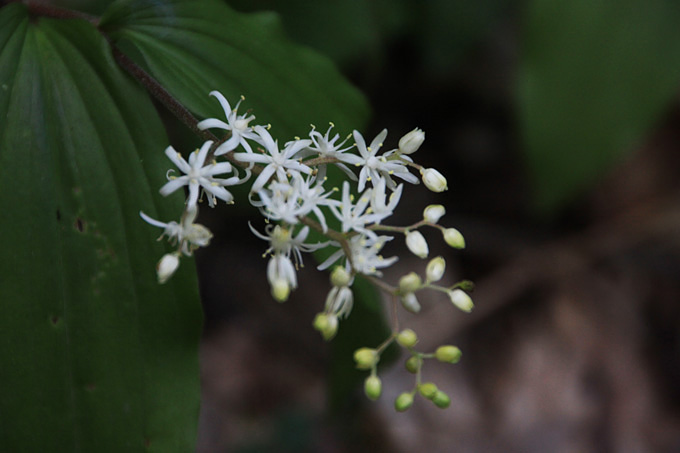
[[330, 266, 351, 287], [449, 289, 473, 313], [405, 356, 422, 374], [432, 390, 451, 409], [396, 329, 418, 348], [418, 382, 438, 400], [399, 272, 422, 293], [364, 375, 382, 401], [435, 345, 462, 363], [271, 278, 290, 302], [395, 392, 414, 412], [312, 313, 338, 341], [443, 228, 465, 249], [353, 347, 379, 370], [426, 256, 446, 283]]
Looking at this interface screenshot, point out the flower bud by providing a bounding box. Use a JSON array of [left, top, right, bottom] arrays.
[[449, 289, 473, 312], [423, 204, 446, 224], [435, 345, 462, 363], [432, 390, 451, 409], [313, 313, 338, 341], [399, 272, 422, 293], [395, 392, 414, 412], [418, 382, 438, 400], [156, 253, 180, 284], [398, 128, 425, 154], [271, 278, 290, 302], [353, 347, 379, 370], [426, 256, 446, 282], [421, 168, 448, 192], [364, 375, 382, 401], [405, 230, 428, 259], [330, 266, 351, 287], [405, 356, 422, 374], [443, 228, 465, 249], [400, 292, 421, 314], [396, 329, 418, 348]]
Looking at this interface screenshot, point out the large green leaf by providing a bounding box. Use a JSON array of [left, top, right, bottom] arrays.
[[519, 0, 680, 213], [100, 0, 370, 141], [0, 4, 201, 451]]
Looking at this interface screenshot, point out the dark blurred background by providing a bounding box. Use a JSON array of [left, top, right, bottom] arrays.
[[184, 1, 680, 452]]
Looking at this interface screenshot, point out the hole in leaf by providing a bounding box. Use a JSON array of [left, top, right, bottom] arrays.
[[56, 210, 61, 221], [74, 218, 85, 233], [85, 383, 97, 392], [50, 316, 60, 325]]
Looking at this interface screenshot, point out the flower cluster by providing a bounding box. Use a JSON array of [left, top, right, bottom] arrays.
[[141, 91, 473, 411]]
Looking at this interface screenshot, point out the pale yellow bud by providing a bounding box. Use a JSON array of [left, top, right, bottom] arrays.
[[398, 128, 425, 154], [421, 168, 448, 192], [443, 228, 465, 249], [423, 204, 446, 224], [354, 347, 379, 369], [426, 256, 446, 282], [330, 266, 351, 287], [405, 230, 429, 259], [156, 253, 180, 284], [396, 329, 418, 348], [271, 278, 290, 302], [399, 272, 422, 293], [449, 289, 473, 312], [364, 375, 382, 400], [400, 292, 421, 314]]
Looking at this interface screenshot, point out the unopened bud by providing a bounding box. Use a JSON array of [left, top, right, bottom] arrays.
[[156, 253, 180, 284], [364, 375, 382, 400], [398, 128, 425, 154], [435, 345, 462, 363], [432, 390, 451, 409], [418, 382, 438, 400], [400, 292, 421, 314], [354, 347, 379, 370], [396, 329, 418, 348], [271, 278, 290, 302], [399, 272, 422, 293], [426, 256, 446, 282], [313, 313, 338, 341], [405, 355, 422, 374], [405, 230, 429, 259], [449, 289, 473, 312], [423, 204, 446, 224], [395, 392, 414, 412], [330, 266, 351, 287], [443, 228, 465, 249], [421, 168, 448, 192]]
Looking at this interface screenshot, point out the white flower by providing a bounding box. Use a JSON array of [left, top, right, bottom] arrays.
[[398, 128, 425, 154], [304, 123, 357, 181], [343, 129, 419, 191], [140, 207, 213, 256], [369, 178, 402, 224], [405, 230, 429, 258], [249, 223, 328, 269], [156, 253, 180, 284], [197, 91, 260, 154], [318, 234, 397, 277], [449, 289, 473, 312], [324, 286, 354, 319], [329, 181, 382, 239], [423, 204, 446, 224], [235, 126, 312, 193], [443, 228, 465, 249], [420, 168, 448, 192], [426, 256, 446, 282], [160, 140, 244, 208]]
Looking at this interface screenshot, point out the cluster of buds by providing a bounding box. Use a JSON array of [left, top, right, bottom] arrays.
[[141, 90, 473, 410]]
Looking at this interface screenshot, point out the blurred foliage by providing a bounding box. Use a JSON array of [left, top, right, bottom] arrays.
[[520, 0, 680, 213]]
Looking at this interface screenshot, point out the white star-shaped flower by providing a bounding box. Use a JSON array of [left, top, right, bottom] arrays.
[[159, 140, 246, 208], [235, 125, 312, 193], [197, 91, 260, 155], [343, 129, 419, 191]]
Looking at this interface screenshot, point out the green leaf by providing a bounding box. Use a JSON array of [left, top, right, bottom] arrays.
[[100, 0, 370, 141], [519, 0, 680, 213], [0, 4, 201, 451]]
